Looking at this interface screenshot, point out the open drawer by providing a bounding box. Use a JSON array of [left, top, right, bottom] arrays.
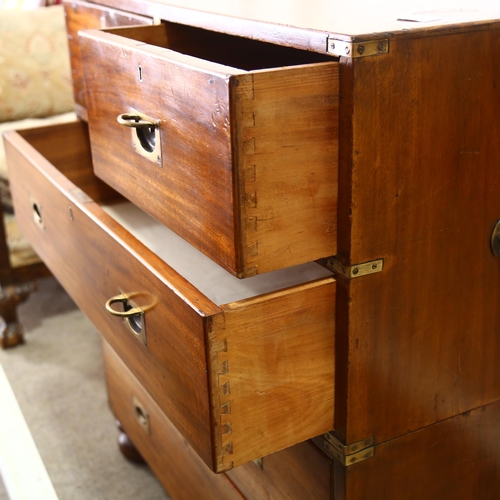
[[3, 121, 335, 472], [79, 24, 339, 278]]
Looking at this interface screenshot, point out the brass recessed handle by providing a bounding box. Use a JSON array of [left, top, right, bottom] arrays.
[[117, 113, 158, 129], [105, 292, 157, 347], [132, 395, 150, 435]]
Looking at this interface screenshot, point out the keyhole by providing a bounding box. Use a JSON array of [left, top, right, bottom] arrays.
[[32, 202, 43, 227], [138, 64, 143, 82]]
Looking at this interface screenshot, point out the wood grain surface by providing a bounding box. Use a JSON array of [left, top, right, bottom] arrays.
[[79, 24, 338, 276], [63, 0, 152, 116], [80, 0, 500, 46], [233, 63, 338, 276], [334, 28, 500, 448], [226, 440, 333, 500], [210, 278, 336, 470], [4, 121, 336, 472], [103, 340, 244, 500], [4, 121, 218, 469], [343, 400, 500, 500]]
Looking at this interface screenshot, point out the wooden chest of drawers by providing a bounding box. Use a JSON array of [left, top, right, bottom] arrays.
[[4, 1, 500, 498]]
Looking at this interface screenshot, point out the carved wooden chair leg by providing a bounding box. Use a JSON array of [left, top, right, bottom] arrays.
[[0, 282, 37, 349], [115, 419, 146, 464]]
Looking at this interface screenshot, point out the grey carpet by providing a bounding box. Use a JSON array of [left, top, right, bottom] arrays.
[[0, 277, 171, 500]]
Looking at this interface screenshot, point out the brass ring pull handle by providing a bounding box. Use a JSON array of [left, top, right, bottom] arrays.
[[105, 292, 157, 347], [105, 291, 157, 316], [105, 294, 143, 317], [117, 113, 158, 129]]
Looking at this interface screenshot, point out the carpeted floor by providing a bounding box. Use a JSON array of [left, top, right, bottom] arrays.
[[0, 277, 171, 500]]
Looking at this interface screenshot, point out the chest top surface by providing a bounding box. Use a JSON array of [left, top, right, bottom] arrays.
[[119, 0, 500, 38]]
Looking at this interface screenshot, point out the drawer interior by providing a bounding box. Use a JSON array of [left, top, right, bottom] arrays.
[[113, 22, 334, 71], [101, 203, 333, 305]]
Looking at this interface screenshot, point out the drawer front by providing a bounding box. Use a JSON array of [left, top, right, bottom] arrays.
[[79, 24, 339, 278], [4, 122, 336, 472], [63, 0, 153, 118], [103, 340, 244, 500]]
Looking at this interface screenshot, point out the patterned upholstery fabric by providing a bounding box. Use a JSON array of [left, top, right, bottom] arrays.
[[0, 5, 74, 122], [0, 5, 75, 268]]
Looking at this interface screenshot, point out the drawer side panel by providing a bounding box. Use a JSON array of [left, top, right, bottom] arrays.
[[233, 62, 339, 276], [210, 278, 336, 470]]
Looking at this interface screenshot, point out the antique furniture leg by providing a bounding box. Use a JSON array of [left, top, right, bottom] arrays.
[[115, 418, 146, 464], [0, 185, 49, 349], [0, 283, 36, 348]]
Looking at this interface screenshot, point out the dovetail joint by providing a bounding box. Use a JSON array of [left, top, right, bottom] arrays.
[[213, 336, 233, 465]]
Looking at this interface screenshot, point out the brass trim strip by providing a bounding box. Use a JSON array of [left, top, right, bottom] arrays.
[[327, 257, 384, 279], [324, 433, 374, 455], [327, 37, 389, 58], [314, 433, 375, 467]]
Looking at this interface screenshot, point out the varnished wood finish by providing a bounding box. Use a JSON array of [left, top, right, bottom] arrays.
[[103, 340, 244, 500], [87, 0, 500, 47], [344, 400, 500, 500], [226, 441, 333, 500], [79, 24, 338, 277], [210, 281, 335, 470], [4, 121, 336, 472], [63, 0, 152, 115], [334, 28, 500, 449]]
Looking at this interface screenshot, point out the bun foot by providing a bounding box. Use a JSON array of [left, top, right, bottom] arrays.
[[115, 419, 145, 464]]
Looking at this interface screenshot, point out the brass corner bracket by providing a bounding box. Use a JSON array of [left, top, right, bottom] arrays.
[[316, 433, 375, 466], [327, 257, 384, 279], [327, 37, 389, 58]]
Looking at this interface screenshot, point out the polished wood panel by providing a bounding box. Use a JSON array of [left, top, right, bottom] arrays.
[[63, 0, 152, 116], [103, 340, 244, 500], [4, 122, 336, 472], [334, 28, 500, 445], [79, 24, 338, 277], [211, 280, 336, 470], [88, 0, 500, 47], [226, 440, 333, 500], [343, 400, 500, 500]]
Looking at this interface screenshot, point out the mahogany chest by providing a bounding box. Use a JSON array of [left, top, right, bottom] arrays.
[[4, 1, 500, 498]]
